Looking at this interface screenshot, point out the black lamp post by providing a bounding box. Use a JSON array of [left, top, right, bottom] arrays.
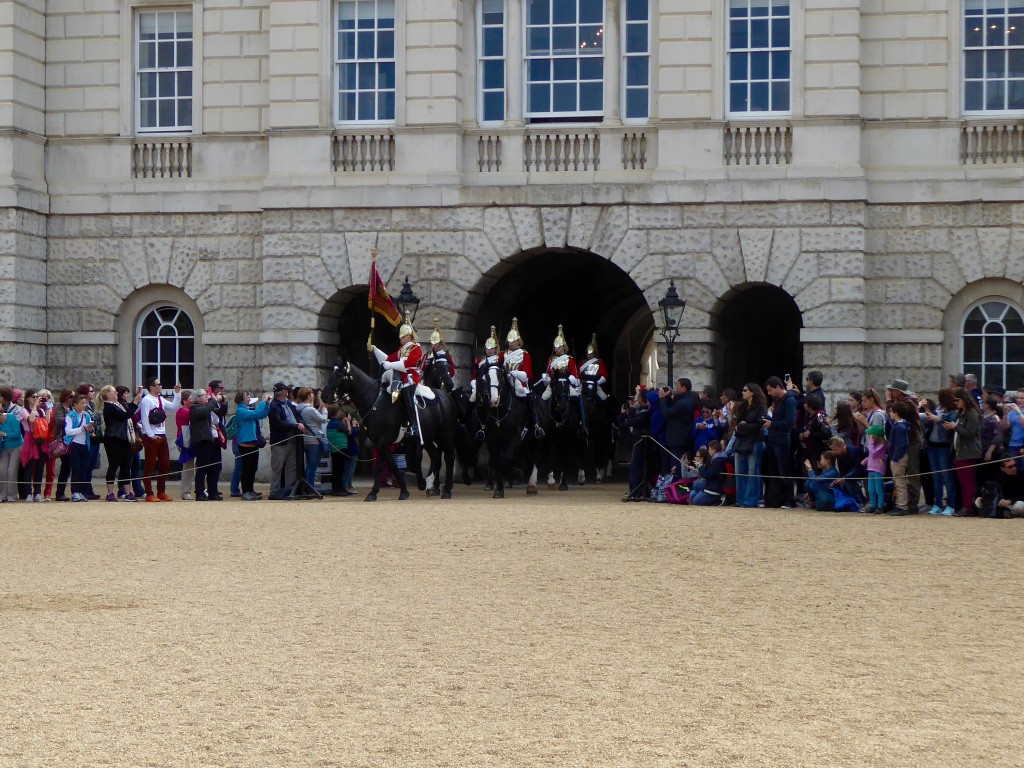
[[396, 276, 420, 324], [658, 280, 686, 387]]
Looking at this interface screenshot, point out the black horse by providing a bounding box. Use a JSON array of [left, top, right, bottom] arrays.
[[539, 373, 584, 491], [324, 356, 457, 501], [422, 356, 480, 485], [474, 358, 540, 498], [580, 376, 616, 484]]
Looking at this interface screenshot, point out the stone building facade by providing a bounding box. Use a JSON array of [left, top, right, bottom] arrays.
[[1, 0, 1023, 400]]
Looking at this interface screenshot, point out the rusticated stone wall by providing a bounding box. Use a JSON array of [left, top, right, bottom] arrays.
[[22, 200, 1024, 400]]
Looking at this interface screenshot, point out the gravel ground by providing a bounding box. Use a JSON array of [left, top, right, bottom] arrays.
[[2, 484, 1022, 768]]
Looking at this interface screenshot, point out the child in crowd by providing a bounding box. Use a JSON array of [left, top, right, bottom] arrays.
[[804, 450, 839, 511], [326, 404, 353, 497], [688, 440, 730, 506], [863, 424, 888, 513], [887, 402, 912, 515], [691, 403, 721, 453]]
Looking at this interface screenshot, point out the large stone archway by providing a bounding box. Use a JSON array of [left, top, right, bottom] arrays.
[[458, 248, 653, 399]]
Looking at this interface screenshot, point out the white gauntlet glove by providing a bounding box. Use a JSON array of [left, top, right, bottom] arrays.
[[569, 375, 580, 387]]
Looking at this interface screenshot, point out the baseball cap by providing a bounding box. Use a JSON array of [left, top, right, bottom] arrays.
[[273, 382, 290, 393]]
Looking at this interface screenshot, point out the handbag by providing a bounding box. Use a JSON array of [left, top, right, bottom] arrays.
[[47, 438, 69, 458], [732, 434, 755, 453], [148, 398, 167, 425], [125, 415, 145, 453], [216, 424, 227, 450]]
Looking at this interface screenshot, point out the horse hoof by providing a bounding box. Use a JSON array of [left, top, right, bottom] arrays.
[[417, 478, 427, 491], [547, 483, 556, 490], [398, 490, 410, 500], [441, 490, 452, 499], [558, 482, 568, 491], [526, 485, 538, 495], [485, 482, 493, 491], [493, 489, 504, 499], [364, 493, 377, 502], [425, 488, 434, 497]]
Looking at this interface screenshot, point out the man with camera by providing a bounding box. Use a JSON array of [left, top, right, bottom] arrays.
[[138, 377, 182, 502], [268, 382, 305, 499]]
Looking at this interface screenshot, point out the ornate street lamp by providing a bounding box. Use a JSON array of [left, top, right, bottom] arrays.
[[658, 280, 686, 387], [396, 276, 420, 324]]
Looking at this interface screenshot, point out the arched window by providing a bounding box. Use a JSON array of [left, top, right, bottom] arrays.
[[961, 300, 1024, 389], [136, 305, 196, 390]]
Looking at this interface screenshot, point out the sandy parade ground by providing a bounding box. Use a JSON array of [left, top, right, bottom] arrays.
[[2, 482, 1023, 768]]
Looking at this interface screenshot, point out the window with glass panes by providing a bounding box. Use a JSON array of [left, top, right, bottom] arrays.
[[623, 0, 650, 120], [136, 10, 193, 132], [964, 0, 1024, 112], [336, 0, 396, 122], [525, 0, 604, 119], [479, 0, 506, 123], [137, 306, 196, 392], [961, 300, 1024, 390], [727, 0, 790, 114]]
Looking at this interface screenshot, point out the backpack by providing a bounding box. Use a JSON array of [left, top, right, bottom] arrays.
[[31, 413, 50, 444], [224, 414, 240, 440]]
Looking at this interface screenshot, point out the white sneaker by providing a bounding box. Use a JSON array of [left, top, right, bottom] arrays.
[[928, 505, 942, 515], [71, 493, 87, 502], [33, 494, 41, 502], [181, 492, 194, 501], [25, 496, 35, 503]]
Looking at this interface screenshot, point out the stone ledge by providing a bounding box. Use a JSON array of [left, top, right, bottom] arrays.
[[800, 328, 867, 343], [866, 329, 944, 343]]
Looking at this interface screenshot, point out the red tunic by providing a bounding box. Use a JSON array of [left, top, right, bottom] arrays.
[[502, 348, 534, 382], [388, 341, 423, 385], [546, 353, 578, 379]]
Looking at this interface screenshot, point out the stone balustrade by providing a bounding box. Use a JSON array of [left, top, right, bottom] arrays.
[[331, 132, 396, 172], [131, 140, 192, 179], [960, 122, 1024, 164], [468, 126, 654, 174], [723, 123, 792, 166]]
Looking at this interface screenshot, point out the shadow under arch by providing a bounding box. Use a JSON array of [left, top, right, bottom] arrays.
[[713, 284, 803, 392], [322, 284, 399, 374], [459, 248, 652, 397]]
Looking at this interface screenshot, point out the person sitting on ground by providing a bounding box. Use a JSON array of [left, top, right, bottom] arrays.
[[804, 450, 840, 511], [975, 457, 1024, 518], [687, 440, 729, 506]]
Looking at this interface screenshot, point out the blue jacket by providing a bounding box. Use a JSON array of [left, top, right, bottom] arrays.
[[767, 390, 797, 445], [645, 390, 665, 444], [661, 390, 697, 446], [696, 453, 730, 495], [889, 420, 910, 463], [235, 400, 271, 445], [806, 466, 839, 507], [1, 405, 25, 450]]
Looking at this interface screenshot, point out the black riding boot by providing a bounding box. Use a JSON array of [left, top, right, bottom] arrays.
[[403, 386, 418, 437], [529, 396, 545, 438], [577, 396, 588, 437]]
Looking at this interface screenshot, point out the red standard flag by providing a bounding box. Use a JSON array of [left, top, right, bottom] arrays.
[[368, 261, 402, 327]]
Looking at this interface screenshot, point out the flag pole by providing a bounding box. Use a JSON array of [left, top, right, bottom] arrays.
[[368, 246, 378, 362]]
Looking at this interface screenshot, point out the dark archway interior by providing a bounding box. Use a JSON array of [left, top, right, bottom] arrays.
[[335, 286, 399, 374], [474, 251, 651, 398], [715, 284, 803, 392]]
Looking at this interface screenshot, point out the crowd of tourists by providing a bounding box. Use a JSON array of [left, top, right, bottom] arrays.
[[0, 380, 360, 504], [619, 372, 1024, 518]]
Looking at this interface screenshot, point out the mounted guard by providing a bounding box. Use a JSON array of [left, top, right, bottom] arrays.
[[543, 324, 586, 435], [579, 333, 609, 401], [369, 310, 426, 437], [503, 317, 545, 438], [421, 318, 456, 393]]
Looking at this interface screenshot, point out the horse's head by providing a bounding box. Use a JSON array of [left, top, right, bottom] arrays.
[[424, 355, 454, 393], [323, 358, 353, 404], [477, 358, 507, 409]]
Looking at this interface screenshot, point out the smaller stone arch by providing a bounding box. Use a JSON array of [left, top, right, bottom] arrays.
[[115, 285, 206, 389], [711, 283, 804, 392], [942, 278, 1024, 390]]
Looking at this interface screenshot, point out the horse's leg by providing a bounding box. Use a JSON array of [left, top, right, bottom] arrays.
[[365, 447, 394, 502], [440, 433, 455, 499], [423, 443, 440, 496]]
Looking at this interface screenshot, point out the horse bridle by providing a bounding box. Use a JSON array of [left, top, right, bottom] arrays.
[[478, 361, 514, 426]]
